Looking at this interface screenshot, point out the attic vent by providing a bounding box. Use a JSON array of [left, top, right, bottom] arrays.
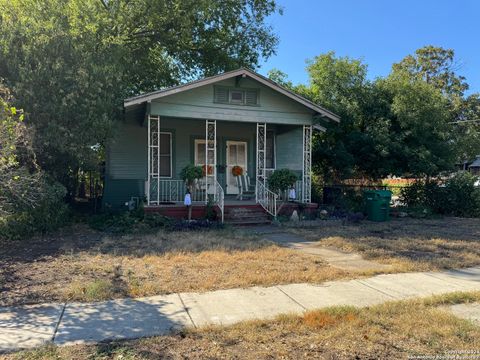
[[245, 90, 258, 105], [214, 87, 229, 103]]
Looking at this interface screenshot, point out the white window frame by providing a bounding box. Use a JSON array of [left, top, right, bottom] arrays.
[[159, 132, 173, 178], [194, 139, 207, 166]]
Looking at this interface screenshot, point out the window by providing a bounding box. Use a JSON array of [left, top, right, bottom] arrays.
[[194, 139, 214, 166], [230, 90, 244, 104], [214, 86, 258, 106], [265, 131, 275, 169], [159, 133, 172, 177]]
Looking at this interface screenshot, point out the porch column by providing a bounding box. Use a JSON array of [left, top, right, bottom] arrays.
[[147, 115, 160, 205], [205, 120, 216, 203], [256, 123, 266, 202], [302, 125, 312, 203]]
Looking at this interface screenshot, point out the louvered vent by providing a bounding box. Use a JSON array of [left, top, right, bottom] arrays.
[[214, 87, 229, 103], [245, 90, 258, 105]]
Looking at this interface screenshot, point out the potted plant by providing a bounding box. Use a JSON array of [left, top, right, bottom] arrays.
[[180, 164, 203, 220], [267, 169, 298, 201]]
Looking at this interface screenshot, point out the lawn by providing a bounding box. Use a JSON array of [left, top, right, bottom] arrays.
[[0, 225, 347, 306], [3, 292, 480, 360], [1, 217, 479, 306], [289, 217, 480, 272]]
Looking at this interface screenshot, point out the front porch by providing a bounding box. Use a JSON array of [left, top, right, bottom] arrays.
[[144, 196, 318, 224], [146, 116, 314, 222]]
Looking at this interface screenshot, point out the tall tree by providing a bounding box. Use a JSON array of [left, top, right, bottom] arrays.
[[303, 52, 392, 181], [0, 0, 280, 194], [392, 46, 468, 99], [272, 51, 457, 181], [392, 46, 480, 162]]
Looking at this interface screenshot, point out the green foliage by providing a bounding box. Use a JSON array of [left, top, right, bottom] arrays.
[[88, 210, 223, 234], [0, 0, 280, 194], [0, 83, 69, 240], [267, 169, 298, 193], [88, 212, 141, 234], [0, 170, 70, 240], [443, 172, 480, 217], [205, 196, 218, 221], [180, 164, 203, 185], [400, 173, 480, 217], [391, 46, 480, 165], [268, 47, 478, 181], [392, 46, 468, 98], [379, 74, 455, 177]]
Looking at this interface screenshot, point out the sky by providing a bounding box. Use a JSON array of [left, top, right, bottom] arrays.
[[259, 0, 479, 94]]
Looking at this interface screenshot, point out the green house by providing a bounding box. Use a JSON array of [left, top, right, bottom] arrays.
[[103, 68, 339, 221]]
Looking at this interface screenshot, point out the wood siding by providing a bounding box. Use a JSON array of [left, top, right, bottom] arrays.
[[149, 77, 315, 125], [104, 118, 304, 208]]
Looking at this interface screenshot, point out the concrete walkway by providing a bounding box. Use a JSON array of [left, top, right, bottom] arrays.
[[1, 267, 480, 353], [262, 231, 391, 271], [447, 302, 480, 325]]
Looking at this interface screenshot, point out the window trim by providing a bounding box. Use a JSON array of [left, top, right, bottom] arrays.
[[213, 86, 260, 107], [194, 139, 207, 166], [159, 132, 173, 178]]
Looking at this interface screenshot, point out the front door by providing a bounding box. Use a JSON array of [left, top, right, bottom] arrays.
[[226, 141, 247, 195]]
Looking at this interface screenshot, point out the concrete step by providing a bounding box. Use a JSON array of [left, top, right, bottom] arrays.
[[225, 219, 272, 226], [223, 205, 272, 225]]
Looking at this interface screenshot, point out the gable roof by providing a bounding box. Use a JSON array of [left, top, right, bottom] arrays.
[[470, 155, 480, 168], [124, 68, 340, 122]]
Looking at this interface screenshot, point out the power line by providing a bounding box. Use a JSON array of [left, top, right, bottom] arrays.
[[450, 119, 480, 124]]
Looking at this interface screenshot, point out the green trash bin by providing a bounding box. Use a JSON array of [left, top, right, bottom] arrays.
[[364, 190, 392, 222]]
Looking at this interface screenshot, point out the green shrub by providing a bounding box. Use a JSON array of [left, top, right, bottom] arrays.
[[143, 213, 173, 228], [268, 169, 298, 194], [443, 172, 480, 217], [400, 173, 480, 217], [88, 212, 140, 234], [0, 170, 69, 240]]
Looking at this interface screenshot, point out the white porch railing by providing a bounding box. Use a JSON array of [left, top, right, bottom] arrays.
[[256, 179, 278, 217], [149, 179, 224, 223], [213, 180, 224, 223], [149, 179, 204, 204]]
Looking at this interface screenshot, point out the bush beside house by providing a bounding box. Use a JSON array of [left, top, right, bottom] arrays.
[[400, 172, 480, 217]]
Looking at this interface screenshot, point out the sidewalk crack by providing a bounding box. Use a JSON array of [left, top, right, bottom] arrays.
[[177, 294, 197, 329], [275, 286, 307, 310], [355, 280, 398, 300], [51, 303, 66, 343]]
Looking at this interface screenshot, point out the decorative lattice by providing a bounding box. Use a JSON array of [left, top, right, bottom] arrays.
[[205, 120, 216, 202], [256, 123, 266, 184], [148, 115, 160, 205], [302, 125, 312, 203]]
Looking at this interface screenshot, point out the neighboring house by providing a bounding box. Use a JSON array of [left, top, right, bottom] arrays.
[[103, 68, 339, 222], [458, 155, 480, 176], [469, 155, 480, 176]]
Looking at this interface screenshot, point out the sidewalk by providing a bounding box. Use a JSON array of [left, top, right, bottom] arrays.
[[1, 267, 480, 353]]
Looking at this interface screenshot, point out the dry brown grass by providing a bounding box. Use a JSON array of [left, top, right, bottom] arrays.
[[2, 217, 479, 306], [61, 246, 347, 303], [5, 292, 480, 360], [0, 226, 348, 306], [289, 217, 480, 272]]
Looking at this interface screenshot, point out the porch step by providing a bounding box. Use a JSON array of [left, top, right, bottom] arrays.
[[223, 205, 272, 225]]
